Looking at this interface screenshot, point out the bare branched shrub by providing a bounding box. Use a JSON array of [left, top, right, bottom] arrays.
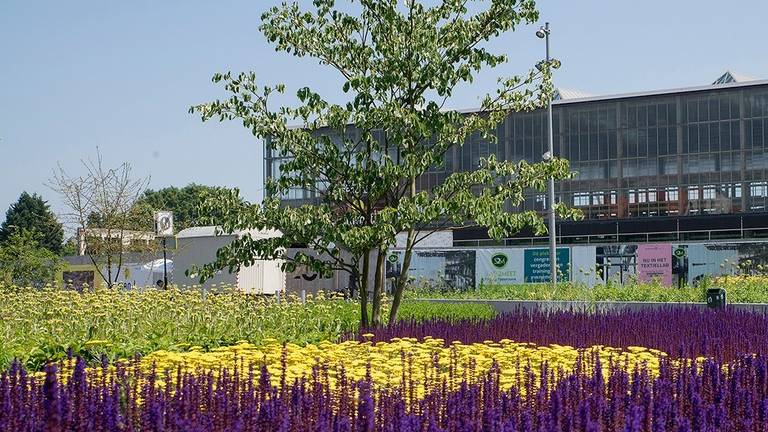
[[48, 150, 153, 288]]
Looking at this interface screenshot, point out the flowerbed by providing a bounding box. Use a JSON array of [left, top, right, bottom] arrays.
[[141, 340, 664, 393], [4, 295, 768, 430], [363, 307, 768, 361], [2, 349, 768, 431], [0, 287, 494, 371]]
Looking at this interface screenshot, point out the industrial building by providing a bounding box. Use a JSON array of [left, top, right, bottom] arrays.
[[266, 72, 768, 288], [174, 226, 285, 294]]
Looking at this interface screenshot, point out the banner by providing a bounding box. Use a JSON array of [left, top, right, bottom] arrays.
[[386, 249, 476, 290], [636, 244, 672, 285], [524, 248, 570, 282], [572, 246, 599, 285], [476, 249, 525, 286]]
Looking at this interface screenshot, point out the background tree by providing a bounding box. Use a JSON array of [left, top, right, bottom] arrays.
[[0, 192, 64, 255], [0, 229, 62, 287], [134, 184, 224, 232], [48, 152, 153, 288], [60, 237, 79, 256], [191, 0, 578, 326]]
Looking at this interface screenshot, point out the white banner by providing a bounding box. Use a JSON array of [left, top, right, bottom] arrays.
[[475, 249, 525, 286], [572, 246, 598, 285]]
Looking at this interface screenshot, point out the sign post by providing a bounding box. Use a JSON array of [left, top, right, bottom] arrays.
[[154, 211, 174, 289]]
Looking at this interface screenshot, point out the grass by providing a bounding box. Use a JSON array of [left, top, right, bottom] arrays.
[[407, 275, 768, 303]]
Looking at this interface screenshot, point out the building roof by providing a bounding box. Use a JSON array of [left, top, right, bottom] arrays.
[[553, 76, 767, 106], [281, 71, 765, 130], [712, 70, 756, 85], [176, 226, 225, 239], [553, 88, 592, 101], [176, 226, 281, 239], [62, 251, 170, 265]]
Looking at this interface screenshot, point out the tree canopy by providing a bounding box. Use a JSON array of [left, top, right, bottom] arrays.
[[0, 192, 64, 255], [0, 229, 62, 287], [191, 0, 578, 326]]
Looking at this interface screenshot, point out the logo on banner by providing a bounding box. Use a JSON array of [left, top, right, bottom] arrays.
[[387, 254, 399, 263], [674, 247, 686, 258], [491, 253, 508, 268]]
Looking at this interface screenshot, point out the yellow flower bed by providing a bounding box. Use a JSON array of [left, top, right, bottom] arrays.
[[138, 338, 667, 396]]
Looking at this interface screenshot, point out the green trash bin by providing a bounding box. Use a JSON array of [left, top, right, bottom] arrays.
[[706, 287, 727, 309]]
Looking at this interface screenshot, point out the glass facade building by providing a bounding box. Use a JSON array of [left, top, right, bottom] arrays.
[[266, 79, 768, 245]]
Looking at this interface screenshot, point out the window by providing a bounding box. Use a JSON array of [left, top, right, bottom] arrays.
[[751, 181, 768, 211], [721, 184, 742, 198], [573, 193, 590, 207], [688, 187, 700, 201], [592, 192, 605, 205], [666, 187, 679, 201], [315, 179, 329, 193], [702, 186, 716, 200], [684, 154, 717, 174], [752, 182, 768, 197], [648, 190, 657, 202]]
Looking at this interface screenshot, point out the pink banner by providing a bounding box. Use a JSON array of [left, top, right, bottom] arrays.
[[637, 244, 673, 286]]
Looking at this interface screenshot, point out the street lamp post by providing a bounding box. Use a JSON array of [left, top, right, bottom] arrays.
[[537, 22, 558, 286]]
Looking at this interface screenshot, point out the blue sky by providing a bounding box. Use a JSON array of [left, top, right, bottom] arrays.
[[2, 0, 767, 223]]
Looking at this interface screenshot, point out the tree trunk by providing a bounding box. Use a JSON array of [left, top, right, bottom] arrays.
[[388, 177, 418, 325], [388, 229, 415, 325], [371, 247, 386, 326], [359, 252, 370, 329], [106, 253, 113, 289]]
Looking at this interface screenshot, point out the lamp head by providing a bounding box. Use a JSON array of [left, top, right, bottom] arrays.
[[536, 28, 547, 39]]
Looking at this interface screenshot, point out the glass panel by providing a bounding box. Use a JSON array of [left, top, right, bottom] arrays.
[[688, 187, 700, 200], [648, 129, 658, 156]]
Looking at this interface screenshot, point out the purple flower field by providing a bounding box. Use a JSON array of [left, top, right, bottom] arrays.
[[360, 307, 768, 361], [2, 354, 768, 431], [4, 307, 768, 431]]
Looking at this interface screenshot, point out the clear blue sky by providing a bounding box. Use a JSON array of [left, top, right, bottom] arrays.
[[2, 0, 767, 224]]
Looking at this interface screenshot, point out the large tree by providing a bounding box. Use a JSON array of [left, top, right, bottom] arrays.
[[134, 184, 224, 232], [0, 192, 64, 255], [191, 0, 578, 326]]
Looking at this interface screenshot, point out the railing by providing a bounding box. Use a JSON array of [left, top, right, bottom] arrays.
[[454, 226, 768, 247]]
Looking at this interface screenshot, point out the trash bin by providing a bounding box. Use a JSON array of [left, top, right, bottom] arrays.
[[706, 287, 727, 309]]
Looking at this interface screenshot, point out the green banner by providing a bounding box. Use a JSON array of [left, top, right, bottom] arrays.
[[524, 248, 570, 283]]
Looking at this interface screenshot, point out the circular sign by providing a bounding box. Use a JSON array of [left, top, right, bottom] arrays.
[[491, 253, 508, 268], [673, 248, 686, 258]]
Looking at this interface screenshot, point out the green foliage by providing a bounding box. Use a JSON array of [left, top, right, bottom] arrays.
[[0, 230, 62, 288], [0, 287, 495, 371], [0, 192, 63, 255], [135, 184, 224, 232], [396, 301, 496, 322], [408, 277, 768, 304], [189, 0, 580, 326], [60, 237, 79, 256]]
